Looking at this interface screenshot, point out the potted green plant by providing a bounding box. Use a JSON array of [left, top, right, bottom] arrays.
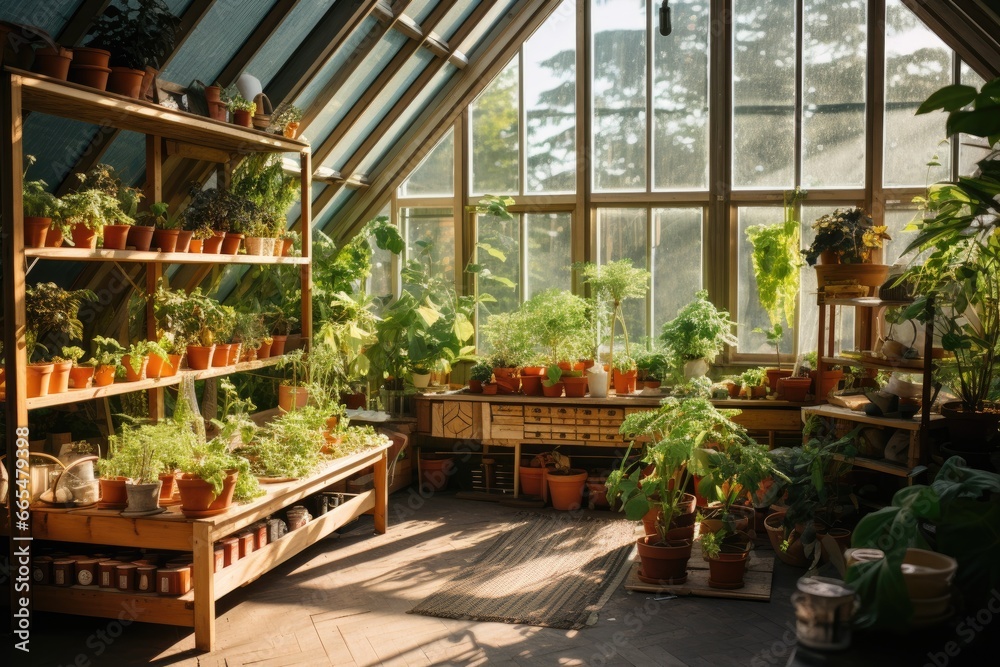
[[90, 335, 126, 386], [85, 0, 180, 98], [738, 367, 767, 399], [175, 437, 258, 518], [606, 398, 744, 584], [73, 164, 143, 249], [753, 324, 792, 395], [154, 286, 224, 369], [660, 290, 738, 378], [521, 288, 592, 396], [121, 339, 169, 382], [61, 345, 94, 389], [468, 360, 492, 394], [272, 102, 303, 138], [635, 348, 670, 390], [544, 450, 587, 510], [61, 188, 130, 249], [25, 282, 96, 397], [896, 78, 1000, 459], [128, 201, 160, 251], [227, 93, 256, 128], [140, 201, 186, 252], [233, 311, 267, 361], [577, 259, 651, 393], [700, 527, 752, 590], [804, 206, 892, 295], [481, 310, 532, 390], [276, 349, 309, 412], [181, 187, 249, 253], [698, 435, 777, 534], [22, 155, 63, 248]]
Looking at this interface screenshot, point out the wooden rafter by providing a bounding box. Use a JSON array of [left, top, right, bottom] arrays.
[[325, 0, 559, 241], [264, 0, 382, 105], [902, 0, 1000, 79], [214, 0, 301, 87], [53, 0, 217, 196], [298, 0, 416, 132], [56, 0, 111, 45], [310, 0, 460, 168]]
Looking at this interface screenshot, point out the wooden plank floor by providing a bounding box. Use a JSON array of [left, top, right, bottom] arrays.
[[20, 494, 808, 667]]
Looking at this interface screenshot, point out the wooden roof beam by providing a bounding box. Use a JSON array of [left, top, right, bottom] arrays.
[[56, 0, 112, 45], [903, 0, 1000, 79], [326, 0, 559, 241], [214, 0, 301, 87], [308, 0, 458, 167]]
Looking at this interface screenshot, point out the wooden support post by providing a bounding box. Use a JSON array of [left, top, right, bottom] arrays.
[[374, 449, 388, 534], [299, 150, 312, 348], [146, 134, 164, 419], [192, 521, 216, 651]]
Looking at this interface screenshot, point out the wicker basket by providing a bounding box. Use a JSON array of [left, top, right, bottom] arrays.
[[252, 93, 273, 130]]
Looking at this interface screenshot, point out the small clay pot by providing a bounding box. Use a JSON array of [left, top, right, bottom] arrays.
[[127, 225, 155, 251], [33, 46, 73, 80], [68, 64, 112, 90], [106, 67, 145, 98]]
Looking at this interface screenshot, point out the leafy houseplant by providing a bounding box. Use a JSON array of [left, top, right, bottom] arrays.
[[86, 0, 180, 70], [468, 360, 493, 393], [660, 290, 738, 377], [22, 155, 64, 246], [122, 339, 168, 381], [90, 335, 125, 386], [61, 189, 131, 248], [25, 282, 96, 362], [738, 367, 767, 398], [745, 188, 805, 331], [577, 259, 651, 392], [480, 310, 533, 370], [896, 78, 1000, 453], [271, 102, 303, 138], [521, 288, 592, 365], [803, 207, 890, 265], [227, 93, 257, 127]]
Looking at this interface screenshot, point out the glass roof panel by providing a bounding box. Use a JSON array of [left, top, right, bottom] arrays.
[[404, 0, 441, 25], [304, 29, 410, 149], [294, 16, 379, 111], [322, 50, 436, 170], [435, 0, 482, 42], [160, 0, 276, 86], [21, 115, 95, 188], [2, 0, 84, 37], [456, 0, 519, 54], [245, 0, 339, 89]]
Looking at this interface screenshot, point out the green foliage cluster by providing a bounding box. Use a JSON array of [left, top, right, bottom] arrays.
[[25, 282, 96, 361], [803, 207, 889, 265], [231, 154, 300, 236], [520, 288, 593, 365], [745, 188, 804, 330], [86, 0, 180, 69], [659, 290, 738, 363]]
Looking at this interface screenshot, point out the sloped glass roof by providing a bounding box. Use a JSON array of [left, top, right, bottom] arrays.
[[293, 16, 380, 112], [245, 0, 339, 90]]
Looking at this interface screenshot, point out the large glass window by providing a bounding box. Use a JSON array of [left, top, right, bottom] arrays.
[[525, 213, 573, 298], [402, 207, 456, 286], [401, 132, 455, 197], [652, 208, 703, 329], [470, 61, 520, 196]]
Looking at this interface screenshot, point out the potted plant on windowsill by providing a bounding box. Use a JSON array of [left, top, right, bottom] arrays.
[[577, 259, 651, 394], [755, 324, 791, 395], [660, 290, 738, 380], [738, 367, 767, 399], [22, 155, 62, 248], [84, 0, 180, 98]]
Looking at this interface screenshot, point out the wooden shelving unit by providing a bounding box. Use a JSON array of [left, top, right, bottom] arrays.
[[1, 68, 320, 651]]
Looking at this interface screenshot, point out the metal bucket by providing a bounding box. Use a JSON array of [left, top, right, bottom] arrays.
[[792, 576, 858, 651]]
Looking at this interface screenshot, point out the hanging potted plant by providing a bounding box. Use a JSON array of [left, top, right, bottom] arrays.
[[22, 156, 62, 248], [544, 450, 587, 510], [577, 259, 651, 393], [89, 336, 126, 387], [660, 290, 738, 379], [84, 0, 180, 98]]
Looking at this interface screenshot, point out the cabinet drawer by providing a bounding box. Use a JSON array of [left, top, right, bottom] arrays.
[[524, 415, 551, 425], [492, 404, 523, 416], [576, 417, 600, 427], [550, 417, 576, 425], [524, 427, 552, 440], [551, 406, 576, 419], [597, 408, 622, 420], [525, 406, 551, 417], [600, 425, 623, 436], [491, 423, 524, 440], [551, 430, 577, 441], [577, 407, 599, 418]]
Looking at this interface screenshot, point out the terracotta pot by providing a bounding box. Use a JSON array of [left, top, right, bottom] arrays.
[[750, 385, 767, 399], [94, 364, 116, 387], [204, 86, 222, 103], [188, 238, 203, 253], [562, 375, 588, 397], [278, 384, 308, 411], [420, 457, 455, 492], [227, 343, 241, 365], [212, 343, 232, 367], [482, 384, 498, 395], [814, 263, 890, 296], [342, 391, 366, 410], [101, 224, 131, 250], [176, 470, 238, 517], [707, 550, 750, 589], [68, 64, 111, 90], [518, 466, 548, 498], [545, 468, 588, 510], [586, 476, 612, 509], [522, 365, 545, 377], [26, 362, 54, 398], [99, 477, 128, 506], [69, 365, 95, 389], [71, 47, 111, 68], [818, 249, 841, 265], [202, 233, 224, 254], [281, 238, 294, 256], [208, 100, 228, 122], [493, 367, 518, 380], [158, 473, 176, 502], [121, 355, 149, 382], [764, 511, 810, 567], [765, 368, 792, 395], [47, 360, 73, 394], [810, 369, 844, 399], [940, 401, 1000, 451], [636, 537, 692, 583], [613, 369, 637, 395], [495, 376, 520, 394], [233, 109, 253, 127], [33, 46, 73, 80], [222, 233, 243, 255], [519, 375, 542, 396], [146, 353, 177, 378], [283, 122, 299, 139], [725, 382, 740, 399], [185, 345, 215, 370], [270, 335, 287, 356], [24, 216, 51, 248], [71, 223, 99, 249], [777, 376, 812, 402], [45, 227, 65, 247], [127, 225, 155, 251], [902, 548, 957, 600], [541, 381, 564, 397], [468, 379, 483, 393], [151, 228, 180, 252], [642, 493, 697, 537], [107, 66, 144, 98], [175, 230, 193, 253], [257, 339, 273, 359]]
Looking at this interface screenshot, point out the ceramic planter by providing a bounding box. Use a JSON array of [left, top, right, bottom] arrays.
[[202, 232, 225, 254], [641, 493, 697, 537], [33, 46, 73, 80], [636, 536, 692, 584], [726, 382, 740, 398], [420, 456, 455, 492], [495, 376, 520, 394], [69, 365, 95, 389], [518, 375, 542, 396], [93, 364, 116, 387], [71, 223, 99, 249], [764, 511, 810, 567], [71, 47, 111, 68], [47, 360, 73, 394], [26, 362, 54, 398], [127, 225, 155, 251], [280, 238, 294, 256], [208, 343, 229, 367], [152, 228, 180, 252], [24, 216, 51, 247], [101, 224, 131, 250], [468, 379, 483, 393], [278, 384, 308, 411], [176, 470, 238, 518], [185, 345, 215, 370], [545, 468, 588, 510], [283, 122, 299, 139], [814, 263, 890, 297], [793, 577, 857, 651], [411, 372, 431, 388], [683, 358, 709, 380], [810, 368, 844, 399], [227, 343, 241, 365], [107, 67, 145, 98], [159, 472, 176, 502], [204, 85, 222, 103], [901, 548, 957, 599], [482, 384, 498, 395], [940, 401, 1000, 451], [188, 238, 203, 253], [124, 481, 162, 514], [147, 353, 181, 378], [586, 475, 611, 509], [257, 339, 273, 359]]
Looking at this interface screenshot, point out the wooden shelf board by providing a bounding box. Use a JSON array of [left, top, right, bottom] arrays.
[[415, 393, 806, 408], [33, 585, 194, 627], [831, 453, 915, 477], [822, 356, 927, 372], [17, 356, 286, 410], [10, 68, 309, 155], [802, 404, 945, 431], [25, 247, 309, 265], [820, 297, 914, 307]]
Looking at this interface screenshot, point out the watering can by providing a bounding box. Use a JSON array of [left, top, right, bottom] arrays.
[[587, 364, 608, 398]]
